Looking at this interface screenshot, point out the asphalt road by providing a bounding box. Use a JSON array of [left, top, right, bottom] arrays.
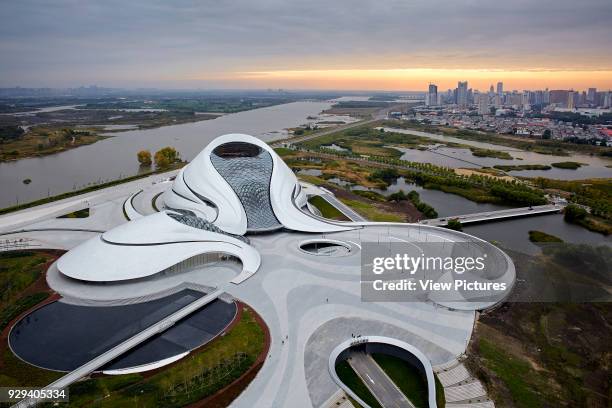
[[348, 351, 414, 408]]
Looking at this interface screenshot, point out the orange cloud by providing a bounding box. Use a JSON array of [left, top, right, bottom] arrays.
[[228, 68, 612, 91]]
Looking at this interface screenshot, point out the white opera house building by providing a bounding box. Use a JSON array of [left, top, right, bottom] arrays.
[[10, 133, 517, 407]]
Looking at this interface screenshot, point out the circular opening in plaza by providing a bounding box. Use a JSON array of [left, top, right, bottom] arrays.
[[299, 239, 353, 256]]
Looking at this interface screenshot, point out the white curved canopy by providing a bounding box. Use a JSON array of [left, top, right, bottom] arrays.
[[57, 211, 261, 282]]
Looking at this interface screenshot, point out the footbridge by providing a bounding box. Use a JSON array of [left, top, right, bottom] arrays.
[[418, 204, 564, 227]]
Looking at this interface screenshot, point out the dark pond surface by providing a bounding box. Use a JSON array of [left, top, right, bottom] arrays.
[[9, 289, 236, 371], [463, 214, 610, 255], [349, 176, 514, 217]]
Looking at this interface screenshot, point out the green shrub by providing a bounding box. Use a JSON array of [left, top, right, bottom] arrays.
[[564, 204, 587, 222], [446, 219, 462, 231], [528, 230, 563, 243], [353, 190, 386, 202], [551, 161, 584, 170]]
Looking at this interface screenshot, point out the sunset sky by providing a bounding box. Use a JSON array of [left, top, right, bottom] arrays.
[[1, 0, 611, 91]]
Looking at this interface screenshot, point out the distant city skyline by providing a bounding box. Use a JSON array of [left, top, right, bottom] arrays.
[[1, 77, 610, 94], [1, 0, 611, 90]]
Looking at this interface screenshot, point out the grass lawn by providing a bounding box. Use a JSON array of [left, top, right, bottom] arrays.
[[349, 142, 403, 158], [297, 174, 329, 186], [0, 250, 64, 387], [0, 251, 55, 330], [467, 295, 612, 407], [0, 292, 49, 332], [371, 353, 445, 408], [0, 126, 103, 162], [423, 183, 499, 204], [0, 347, 63, 387], [371, 353, 428, 407], [551, 161, 585, 169], [65, 306, 266, 407], [57, 208, 90, 218], [339, 198, 405, 222], [494, 164, 552, 171], [335, 360, 382, 408], [470, 148, 513, 160], [528, 230, 563, 243], [297, 126, 428, 159], [476, 338, 543, 408], [572, 215, 612, 235], [308, 196, 349, 220]]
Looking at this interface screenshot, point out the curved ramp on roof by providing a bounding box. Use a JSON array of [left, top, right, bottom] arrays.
[[57, 211, 261, 283]]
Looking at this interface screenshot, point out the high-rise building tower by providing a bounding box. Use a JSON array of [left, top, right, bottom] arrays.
[[426, 83, 438, 106], [550, 90, 569, 106], [496, 82, 503, 97], [567, 91, 575, 109], [603, 92, 611, 108], [478, 93, 489, 115], [457, 81, 468, 107], [521, 91, 531, 110], [587, 88, 597, 104], [534, 90, 544, 106], [494, 94, 502, 107]]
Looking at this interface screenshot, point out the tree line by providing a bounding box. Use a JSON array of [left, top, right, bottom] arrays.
[[137, 146, 181, 169]]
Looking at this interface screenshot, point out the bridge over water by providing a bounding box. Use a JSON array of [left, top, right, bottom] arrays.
[[418, 204, 564, 227]]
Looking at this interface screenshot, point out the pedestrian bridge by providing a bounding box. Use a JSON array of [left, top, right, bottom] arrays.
[[419, 204, 564, 227]]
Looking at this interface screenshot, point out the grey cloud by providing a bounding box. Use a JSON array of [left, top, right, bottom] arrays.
[[0, 0, 610, 86]]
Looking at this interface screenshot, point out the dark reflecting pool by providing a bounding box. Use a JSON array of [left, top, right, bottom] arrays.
[[300, 240, 351, 256], [9, 289, 236, 372]]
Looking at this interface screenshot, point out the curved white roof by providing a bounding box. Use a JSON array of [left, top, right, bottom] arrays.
[[57, 211, 261, 282], [164, 133, 353, 235]]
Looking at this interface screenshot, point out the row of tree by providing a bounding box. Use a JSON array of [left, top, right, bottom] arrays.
[[0, 125, 25, 142], [137, 146, 180, 169]]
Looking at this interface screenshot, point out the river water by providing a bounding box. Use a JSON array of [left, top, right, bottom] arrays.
[[0, 101, 332, 207]]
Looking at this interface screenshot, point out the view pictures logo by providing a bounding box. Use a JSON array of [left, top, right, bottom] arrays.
[[372, 253, 487, 275], [362, 243, 511, 303]]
